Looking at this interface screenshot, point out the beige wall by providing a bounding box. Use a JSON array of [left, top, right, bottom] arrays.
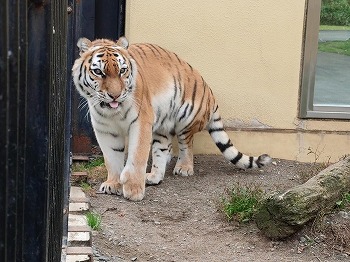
[[125, 0, 350, 163]]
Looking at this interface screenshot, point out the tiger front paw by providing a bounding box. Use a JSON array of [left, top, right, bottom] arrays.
[[146, 172, 163, 185], [99, 180, 123, 195], [173, 165, 194, 176], [120, 171, 145, 201]]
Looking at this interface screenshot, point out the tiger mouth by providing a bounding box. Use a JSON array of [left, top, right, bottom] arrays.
[[100, 101, 120, 109]]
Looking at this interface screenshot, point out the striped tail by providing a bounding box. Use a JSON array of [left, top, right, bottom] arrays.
[[207, 109, 271, 169]]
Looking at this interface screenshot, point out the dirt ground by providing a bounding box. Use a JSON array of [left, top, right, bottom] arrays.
[[85, 155, 350, 262]]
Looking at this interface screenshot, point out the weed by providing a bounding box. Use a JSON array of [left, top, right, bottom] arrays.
[[84, 157, 104, 169], [80, 181, 92, 190], [221, 183, 264, 223], [335, 192, 350, 210], [86, 211, 102, 230], [72, 156, 105, 172]]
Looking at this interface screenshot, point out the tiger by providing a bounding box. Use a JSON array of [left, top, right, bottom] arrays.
[[72, 37, 272, 201]]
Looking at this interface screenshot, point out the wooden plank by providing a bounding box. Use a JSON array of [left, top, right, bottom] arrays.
[[66, 246, 93, 255], [72, 172, 88, 177], [72, 155, 90, 161]]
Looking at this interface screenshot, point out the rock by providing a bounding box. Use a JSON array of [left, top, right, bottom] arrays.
[[256, 156, 350, 239]]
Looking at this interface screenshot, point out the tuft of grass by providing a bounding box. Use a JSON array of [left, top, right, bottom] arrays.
[[318, 40, 350, 56], [84, 157, 105, 169], [335, 192, 350, 210], [86, 211, 102, 230], [221, 184, 264, 223], [72, 156, 105, 172]]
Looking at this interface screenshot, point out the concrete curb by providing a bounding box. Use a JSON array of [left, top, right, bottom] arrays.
[[62, 186, 93, 262]]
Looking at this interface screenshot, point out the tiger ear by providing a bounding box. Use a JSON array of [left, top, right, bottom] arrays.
[[116, 36, 129, 49], [77, 37, 91, 55]]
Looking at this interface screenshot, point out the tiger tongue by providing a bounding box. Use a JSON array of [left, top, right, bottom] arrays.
[[109, 101, 119, 108]]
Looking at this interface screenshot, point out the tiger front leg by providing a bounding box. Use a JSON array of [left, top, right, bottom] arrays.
[[120, 122, 152, 201], [95, 131, 125, 195]]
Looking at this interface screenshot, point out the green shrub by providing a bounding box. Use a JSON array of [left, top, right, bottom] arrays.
[[321, 0, 350, 26]]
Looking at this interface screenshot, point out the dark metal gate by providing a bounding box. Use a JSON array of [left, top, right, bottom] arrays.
[[0, 1, 69, 261], [1, 0, 126, 261]]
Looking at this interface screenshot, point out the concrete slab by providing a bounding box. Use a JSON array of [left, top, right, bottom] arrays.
[[70, 186, 87, 199], [69, 202, 89, 212], [66, 255, 90, 262], [69, 214, 88, 227], [68, 232, 90, 242]]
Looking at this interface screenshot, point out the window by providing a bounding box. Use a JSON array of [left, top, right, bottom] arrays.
[[300, 0, 350, 119]]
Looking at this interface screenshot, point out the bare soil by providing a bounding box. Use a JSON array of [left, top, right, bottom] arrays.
[[84, 155, 350, 262]]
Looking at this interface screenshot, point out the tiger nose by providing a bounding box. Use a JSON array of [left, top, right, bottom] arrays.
[[107, 93, 119, 100]]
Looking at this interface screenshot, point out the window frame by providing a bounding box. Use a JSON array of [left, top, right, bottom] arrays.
[[299, 0, 350, 119]]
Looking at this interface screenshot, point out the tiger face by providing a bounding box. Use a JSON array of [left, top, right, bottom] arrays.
[[73, 37, 137, 111]]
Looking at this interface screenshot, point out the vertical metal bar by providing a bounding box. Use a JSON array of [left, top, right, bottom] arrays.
[[299, 0, 321, 118], [0, 0, 9, 259]]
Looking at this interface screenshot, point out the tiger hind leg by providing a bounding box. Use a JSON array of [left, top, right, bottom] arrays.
[[146, 133, 173, 185], [173, 133, 194, 176]]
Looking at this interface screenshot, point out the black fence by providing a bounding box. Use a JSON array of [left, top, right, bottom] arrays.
[[0, 0, 69, 261], [0, 0, 126, 261]]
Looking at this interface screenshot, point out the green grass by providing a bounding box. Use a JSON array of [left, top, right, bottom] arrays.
[[72, 156, 105, 172], [318, 40, 350, 56], [335, 192, 350, 209], [86, 211, 102, 230], [80, 181, 92, 191], [320, 25, 350, 30], [221, 184, 264, 223]]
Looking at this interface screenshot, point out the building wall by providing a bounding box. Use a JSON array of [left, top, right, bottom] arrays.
[[125, 0, 350, 163]]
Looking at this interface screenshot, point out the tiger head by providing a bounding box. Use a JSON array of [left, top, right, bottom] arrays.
[[72, 37, 137, 111]]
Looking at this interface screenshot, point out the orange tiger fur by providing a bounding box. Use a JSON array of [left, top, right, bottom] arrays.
[[72, 37, 271, 201]]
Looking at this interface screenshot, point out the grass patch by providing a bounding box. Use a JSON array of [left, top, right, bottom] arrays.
[[318, 40, 350, 56], [320, 25, 350, 30], [221, 183, 264, 223], [72, 156, 105, 172], [86, 211, 102, 230], [335, 192, 350, 210]]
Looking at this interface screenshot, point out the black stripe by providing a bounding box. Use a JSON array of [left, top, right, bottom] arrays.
[[216, 139, 233, 153], [152, 139, 161, 145], [147, 44, 163, 56], [159, 148, 168, 152], [248, 156, 254, 168], [213, 117, 221, 122], [174, 53, 182, 64], [179, 104, 189, 122], [127, 115, 139, 134], [208, 127, 224, 134], [187, 62, 193, 71], [122, 106, 132, 120], [188, 80, 197, 116], [155, 44, 173, 60], [135, 44, 148, 57], [231, 152, 243, 165], [214, 105, 219, 113], [112, 147, 124, 152], [132, 47, 146, 63], [155, 133, 168, 140]]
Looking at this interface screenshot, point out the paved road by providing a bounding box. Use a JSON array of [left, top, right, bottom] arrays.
[[319, 30, 350, 42], [314, 51, 350, 105]]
